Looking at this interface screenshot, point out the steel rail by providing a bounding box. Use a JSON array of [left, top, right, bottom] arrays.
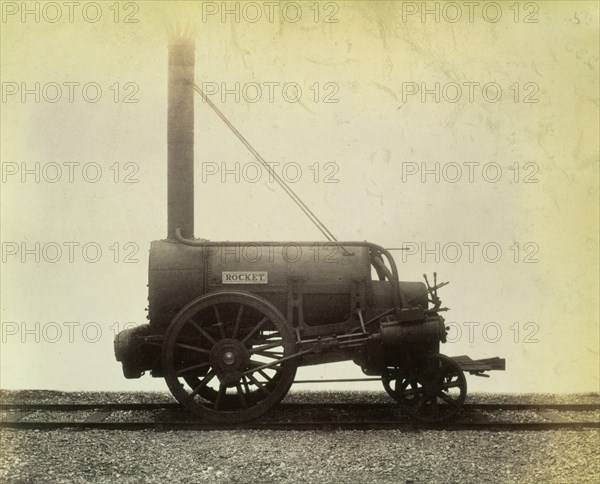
[[1, 420, 598, 432], [2, 402, 598, 411], [2, 402, 597, 431]]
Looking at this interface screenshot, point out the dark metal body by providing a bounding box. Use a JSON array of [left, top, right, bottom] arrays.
[[117, 238, 439, 377]]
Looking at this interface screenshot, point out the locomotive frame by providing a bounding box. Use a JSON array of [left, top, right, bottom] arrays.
[[114, 34, 505, 424]]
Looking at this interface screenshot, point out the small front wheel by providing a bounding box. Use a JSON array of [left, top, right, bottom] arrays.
[[385, 354, 467, 422]]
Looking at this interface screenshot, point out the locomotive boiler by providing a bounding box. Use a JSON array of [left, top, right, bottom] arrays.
[[114, 35, 505, 423]]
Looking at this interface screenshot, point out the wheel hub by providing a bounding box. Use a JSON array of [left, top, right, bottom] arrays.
[[209, 339, 250, 385]]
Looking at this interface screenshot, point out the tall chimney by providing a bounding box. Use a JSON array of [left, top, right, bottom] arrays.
[[167, 37, 195, 240]]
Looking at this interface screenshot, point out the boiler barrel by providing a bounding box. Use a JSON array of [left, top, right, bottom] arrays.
[[148, 240, 373, 329]]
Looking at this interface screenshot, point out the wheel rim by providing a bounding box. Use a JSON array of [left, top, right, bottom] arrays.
[[162, 291, 297, 422], [381, 368, 399, 399], [387, 355, 467, 422]]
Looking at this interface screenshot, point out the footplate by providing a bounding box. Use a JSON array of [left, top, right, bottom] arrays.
[[451, 355, 506, 374]]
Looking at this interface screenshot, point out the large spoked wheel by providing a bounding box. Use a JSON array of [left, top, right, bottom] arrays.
[[162, 291, 297, 423], [388, 354, 467, 422]]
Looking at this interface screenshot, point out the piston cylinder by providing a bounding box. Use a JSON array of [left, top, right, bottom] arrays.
[[380, 317, 446, 347]]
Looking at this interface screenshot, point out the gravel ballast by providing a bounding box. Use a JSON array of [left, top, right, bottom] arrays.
[[1, 428, 598, 483], [1, 391, 599, 483]]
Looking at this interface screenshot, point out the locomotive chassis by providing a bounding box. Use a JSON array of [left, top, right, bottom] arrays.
[[114, 34, 505, 423]]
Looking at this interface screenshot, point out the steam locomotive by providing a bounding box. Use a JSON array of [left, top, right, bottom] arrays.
[[114, 36, 505, 423]]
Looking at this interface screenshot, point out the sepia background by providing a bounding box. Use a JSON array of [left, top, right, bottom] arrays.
[[1, 0, 598, 395]]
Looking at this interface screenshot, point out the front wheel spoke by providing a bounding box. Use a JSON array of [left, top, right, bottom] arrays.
[[188, 318, 216, 345], [247, 373, 270, 395], [242, 316, 269, 343], [212, 306, 226, 339], [213, 305, 222, 325], [189, 371, 216, 397], [175, 343, 210, 354], [176, 362, 210, 376], [249, 335, 283, 343], [399, 379, 410, 391], [441, 381, 462, 390], [257, 369, 274, 383], [249, 341, 284, 353], [249, 359, 282, 373], [242, 376, 251, 395], [253, 351, 284, 359], [402, 385, 423, 397], [213, 304, 227, 339], [232, 305, 244, 339], [438, 392, 459, 406], [236, 384, 247, 409], [215, 384, 226, 410]]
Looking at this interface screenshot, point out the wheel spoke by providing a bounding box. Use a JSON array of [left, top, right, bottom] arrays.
[[249, 341, 283, 353], [215, 384, 226, 410], [242, 316, 269, 343], [249, 336, 283, 345], [248, 359, 283, 374], [189, 371, 216, 397], [175, 343, 210, 354], [188, 318, 216, 345], [211, 305, 226, 340], [257, 369, 274, 383], [213, 305, 222, 325], [402, 383, 423, 397], [441, 381, 462, 390], [242, 376, 251, 395], [176, 362, 210, 376], [247, 373, 270, 395], [236, 384, 247, 409], [438, 392, 459, 407], [253, 351, 284, 358], [232, 304, 244, 339]]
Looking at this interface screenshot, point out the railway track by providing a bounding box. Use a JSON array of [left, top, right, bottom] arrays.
[[1, 402, 598, 431]]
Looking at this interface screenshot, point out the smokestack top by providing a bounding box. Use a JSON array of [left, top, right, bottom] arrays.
[[165, 21, 198, 48]]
